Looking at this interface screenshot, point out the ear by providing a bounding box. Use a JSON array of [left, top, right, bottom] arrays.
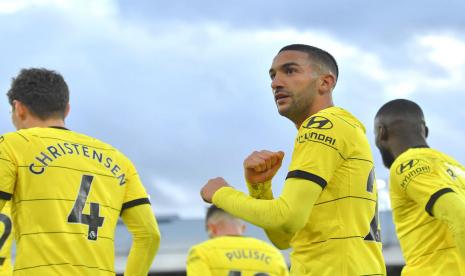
[[64, 103, 70, 119], [206, 223, 217, 237], [378, 125, 389, 141], [424, 125, 429, 138], [318, 73, 336, 95], [13, 100, 28, 119]]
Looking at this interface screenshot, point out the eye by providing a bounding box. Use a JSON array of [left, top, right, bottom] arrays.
[[285, 67, 296, 75], [269, 73, 275, 80]]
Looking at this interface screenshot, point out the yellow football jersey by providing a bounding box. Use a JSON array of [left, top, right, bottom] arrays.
[[390, 147, 465, 275], [0, 127, 150, 275], [286, 107, 385, 275], [0, 201, 13, 276], [187, 236, 289, 276]]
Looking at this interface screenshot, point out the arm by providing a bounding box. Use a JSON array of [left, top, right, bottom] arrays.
[[246, 180, 293, 249], [212, 177, 322, 236], [186, 247, 212, 276], [244, 151, 294, 248], [431, 191, 465, 260], [121, 204, 161, 276]]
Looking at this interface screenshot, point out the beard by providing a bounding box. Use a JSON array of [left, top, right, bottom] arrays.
[[379, 147, 395, 169]]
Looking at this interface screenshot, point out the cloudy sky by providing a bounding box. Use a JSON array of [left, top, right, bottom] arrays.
[[1, 0, 464, 217]]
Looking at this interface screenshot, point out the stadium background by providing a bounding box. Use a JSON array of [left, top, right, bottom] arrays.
[[1, 1, 465, 275]]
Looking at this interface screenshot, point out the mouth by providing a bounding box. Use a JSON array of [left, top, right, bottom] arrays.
[[274, 92, 290, 104]]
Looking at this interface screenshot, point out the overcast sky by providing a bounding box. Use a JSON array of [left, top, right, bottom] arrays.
[[1, 0, 465, 217]]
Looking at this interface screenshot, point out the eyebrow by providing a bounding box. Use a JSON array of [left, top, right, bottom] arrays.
[[269, 62, 301, 75]]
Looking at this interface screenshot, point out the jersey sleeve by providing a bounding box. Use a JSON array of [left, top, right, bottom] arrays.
[[0, 134, 18, 199], [287, 114, 345, 189], [186, 246, 212, 276], [390, 156, 453, 216], [121, 157, 151, 213]]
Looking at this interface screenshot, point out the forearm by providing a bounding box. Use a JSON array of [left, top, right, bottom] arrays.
[[247, 180, 293, 248], [213, 178, 322, 234], [247, 180, 273, 199], [121, 204, 161, 276], [433, 192, 465, 260]]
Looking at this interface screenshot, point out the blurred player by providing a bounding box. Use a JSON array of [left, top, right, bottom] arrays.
[[0, 201, 13, 276], [0, 68, 161, 275], [201, 44, 386, 275], [374, 99, 465, 275], [187, 205, 288, 276]]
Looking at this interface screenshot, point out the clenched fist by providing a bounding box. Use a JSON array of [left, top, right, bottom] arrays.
[[200, 177, 231, 203], [244, 150, 285, 184]]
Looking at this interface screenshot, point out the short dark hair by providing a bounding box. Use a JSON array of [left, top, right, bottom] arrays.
[[375, 99, 425, 121], [206, 205, 225, 222], [279, 44, 339, 81], [7, 68, 69, 120]]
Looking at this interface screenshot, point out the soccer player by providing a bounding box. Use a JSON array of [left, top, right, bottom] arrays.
[[374, 99, 465, 275], [186, 205, 289, 276], [201, 44, 386, 275], [0, 68, 161, 275], [0, 201, 13, 276]]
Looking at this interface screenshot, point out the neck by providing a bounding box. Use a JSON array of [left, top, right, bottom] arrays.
[[390, 137, 429, 159], [294, 99, 334, 129], [21, 117, 66, 129]]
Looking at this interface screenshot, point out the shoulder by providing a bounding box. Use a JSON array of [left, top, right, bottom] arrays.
[[299, 107, 365, 136], [390, 148, 436, 189], [71, 131, 133, 163], [1, 130, 31, 145]]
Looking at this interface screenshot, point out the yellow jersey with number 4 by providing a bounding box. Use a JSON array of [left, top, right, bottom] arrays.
[[390, 147, 465, 275], [0, 127, 150, 276], [187, 236, 288, 276], [0, 201, 13, 276]]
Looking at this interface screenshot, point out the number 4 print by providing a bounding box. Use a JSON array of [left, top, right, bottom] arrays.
[[67, 175, 104, 241]]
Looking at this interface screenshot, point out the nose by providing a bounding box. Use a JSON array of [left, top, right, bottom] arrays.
[[271, 73, 284, 91]]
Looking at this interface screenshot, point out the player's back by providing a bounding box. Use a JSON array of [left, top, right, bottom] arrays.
[[0, 127, 143, 275], [187, 236, 288, 276]]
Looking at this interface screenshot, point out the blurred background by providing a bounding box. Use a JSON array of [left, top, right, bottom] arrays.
[[1, 0, 465, 275]]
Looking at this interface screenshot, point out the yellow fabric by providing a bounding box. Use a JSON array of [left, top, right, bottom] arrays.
[[0, 127, 151, 275], [246, 180, 293, 250], [433, 192, 465, 262], [214, 179, 321, 234], [186, 236, 288, 276], [121, 204, 161, 276], [214, 107, 385, 275], [390, 147, 465, 275], [0, 201, 13, 276]]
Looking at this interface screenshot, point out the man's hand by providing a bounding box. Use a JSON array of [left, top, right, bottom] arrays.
[[244, 150, 285, 184], [200, 177, 231, 203]]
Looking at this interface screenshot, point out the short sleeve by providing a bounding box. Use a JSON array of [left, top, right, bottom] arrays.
[[390, 157, 453, 216], [287, 114, 345, 189], [0, 135, 18, 199], [121, 158, 150, 213]]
